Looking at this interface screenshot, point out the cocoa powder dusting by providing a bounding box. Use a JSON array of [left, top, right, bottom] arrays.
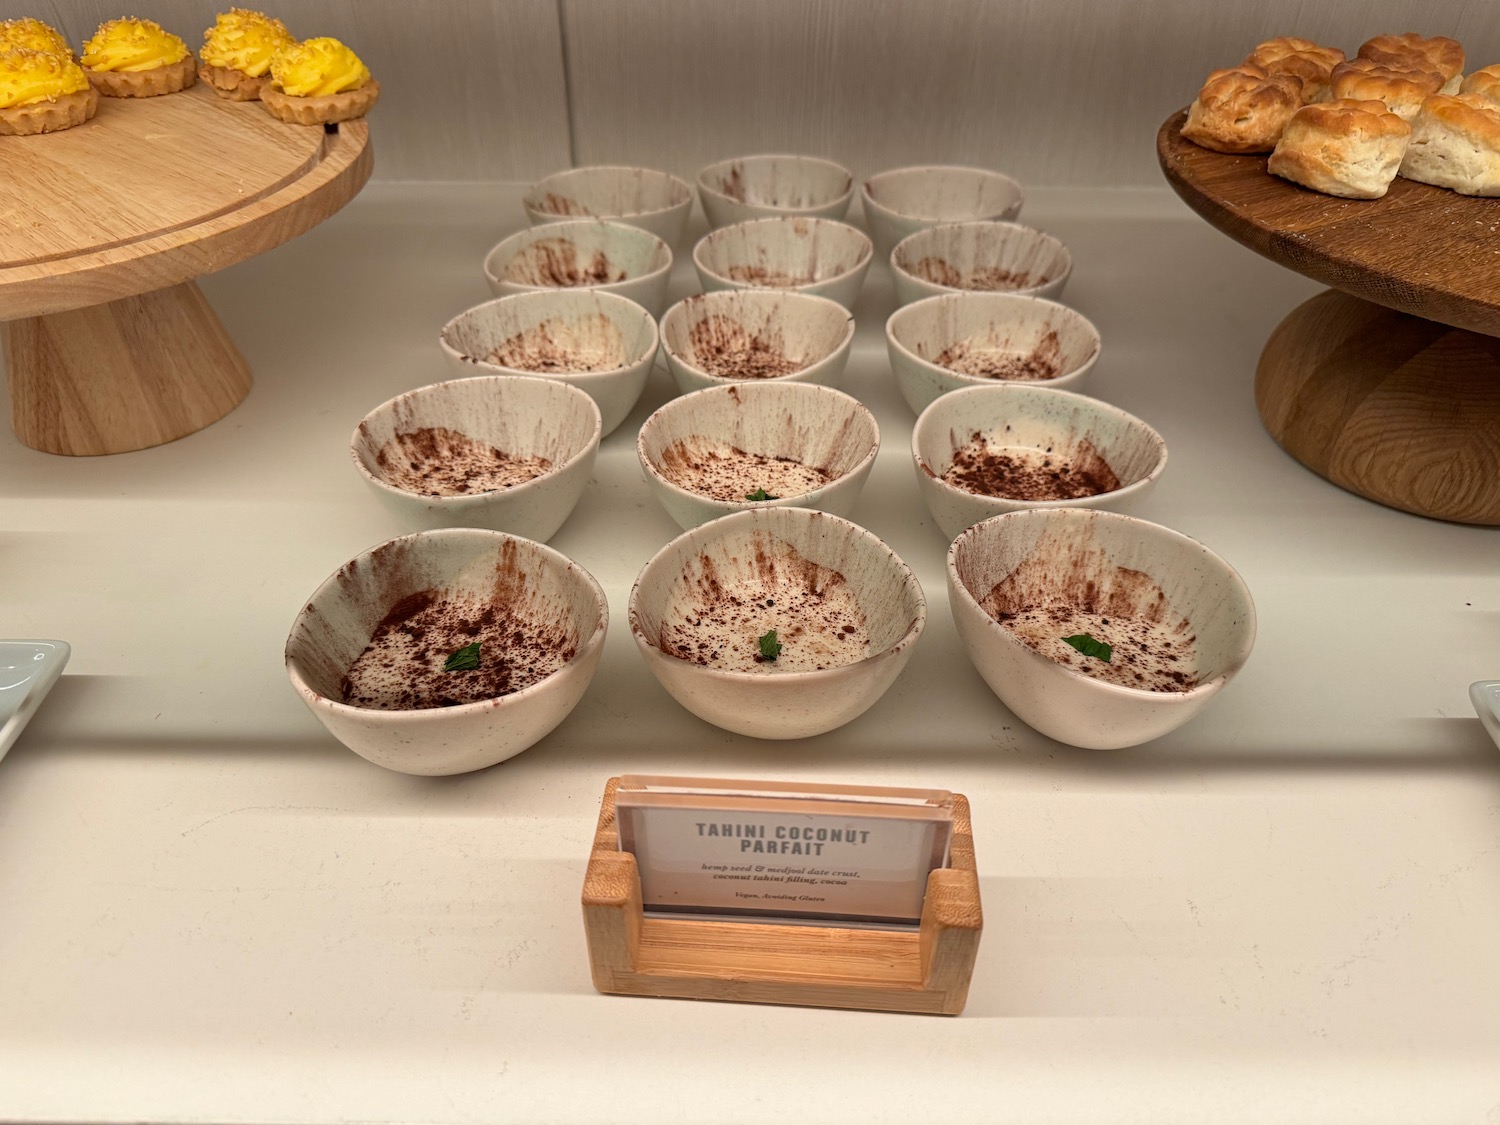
[[911, 256, 1040, 291], [688, 314, 800, 378], [658, 534, 870, 673], [485, 313, 626, 372], [935, 330, 1062, 380], [943, 434, 1119, 501], [719, 165, 747, 202], [340, 588, 576, 710], [375, 427, 552, 497], [659, 437, 832, 501], [535, 192, 589, 216], [504, 238, 625, 287], [725, 264, 810, 288], [979, 538, 1198, 693]]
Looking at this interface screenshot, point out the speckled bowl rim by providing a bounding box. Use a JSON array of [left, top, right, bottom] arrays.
[[696, 154, 856, 217], [659, 289, 856, 386], [438, 289, 661, 378], [348, 375, 603, 511], [889, 220, 1074, 299], [629, 507, 927, 684], [482, 219, 674, 291], [637, 382, 880, 516], [945, 508, 1256, 702], [885, 292, 1102, 390], [286, 527, 610, 717], [523, 165, 694, 221], [860, 164, 1026, 222], [911, 383, 1168, 511], [691, 217, 874, 292]]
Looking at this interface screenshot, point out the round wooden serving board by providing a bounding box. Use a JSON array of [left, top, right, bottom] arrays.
[[0, 83, 371, 455], [1157, 109, 1500, 526]]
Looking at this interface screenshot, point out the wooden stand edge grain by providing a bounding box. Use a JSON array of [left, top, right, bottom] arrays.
[[581, 777, 983, 1015]]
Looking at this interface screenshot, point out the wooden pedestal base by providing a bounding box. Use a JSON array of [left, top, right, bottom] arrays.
[[582, 778, 983, 1015], [3, 281, 252, 456], [1256, 290, 1500, 526]]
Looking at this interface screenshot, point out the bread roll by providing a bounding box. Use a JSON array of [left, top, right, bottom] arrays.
[[1358, 33, 1465, 93], [1246, 37, 1346, 103], [1182, 64, 1303, 154], [1268, 99, 1411, 198], [1328, 57, 1444, 120], [1460, 64, 1500, 107], [1399, 92, 1500, 195]]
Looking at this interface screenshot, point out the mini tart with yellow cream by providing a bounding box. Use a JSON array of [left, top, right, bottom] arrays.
[[0, 47, 97, 135], [199, 8, 294, 101], [81, 17, 196, 98], [0, 18, 73, 58], [262, 36, 377, 124]]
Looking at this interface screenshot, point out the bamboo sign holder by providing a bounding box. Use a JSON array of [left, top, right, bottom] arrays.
[[581, 777, 983, 1016], [0, 85, 370, 456]]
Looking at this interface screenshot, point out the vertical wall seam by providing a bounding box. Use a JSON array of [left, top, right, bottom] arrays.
[[555, 0, 580, 167]]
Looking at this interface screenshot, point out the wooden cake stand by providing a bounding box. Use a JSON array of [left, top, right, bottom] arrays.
[[0, 84, 371, 456], [1157, 109, 1500, 526]]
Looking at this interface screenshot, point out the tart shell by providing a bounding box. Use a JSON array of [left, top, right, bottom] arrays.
[[199, 62, 271, 101], [261, 78, 379, 125], [88, 54, 198, 98], [0, 86, 99, 135]]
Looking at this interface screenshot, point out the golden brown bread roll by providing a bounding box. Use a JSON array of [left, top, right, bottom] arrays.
[[1358, 33, 1465, 92], [1460, 64, 1500, 107], [1399, 92, 1500, 195], [1328, 57, 1444, 120], [1268, 98, 1411, 198], [1182, 63, 1303, 153], [1246, 37, 1346, 103]]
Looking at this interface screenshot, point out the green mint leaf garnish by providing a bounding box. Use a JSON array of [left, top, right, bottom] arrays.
[[1062, 634, 1112, 662], [745, 488, 779, 501], [757, 629, 782, 660], [444, 641, 481, 672]]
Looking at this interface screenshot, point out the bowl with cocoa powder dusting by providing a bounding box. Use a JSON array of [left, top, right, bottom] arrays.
[[351, 375, 601, 543], [629, 507, 925, 739], [890, 221, 1072, 307], [286, 528, 609, 775], [912, 384, 1168, 539], [692, 217, 873, 311], [440, 289, 659, 436], [523, 165, 694, 249], [483, 219, 673, 317], [947, 508, 1255, 750], [886, 292, 1102, 415], [696, 154, 855, 229], [638, 382, 879, 530], [861, 165, 1025, 265], [659, 289, 855, 395]]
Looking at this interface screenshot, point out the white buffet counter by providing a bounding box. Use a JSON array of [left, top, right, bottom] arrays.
[[2, 183, 1497, 1124]]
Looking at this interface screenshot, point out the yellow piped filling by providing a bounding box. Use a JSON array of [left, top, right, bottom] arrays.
[[269, 36, 368, 97], [82, 18, 190, 73], [0, 18, 71, 58], [0, 47, 89, 108], [201, 8, 294, 78]]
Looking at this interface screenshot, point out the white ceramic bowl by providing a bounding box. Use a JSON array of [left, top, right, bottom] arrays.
[[692, 217, 873, 310], [523, 165, 694, 249], [886, 292, 1103, 415], [351, 375, 601, 542], [947, 508, 1255, 750], [1472, 681, 1500, 751], [286, 528, 608, 775], [629, 508, 925, 739], [438, 290, 659, 436], [483, 219, 673, 317], [890, 221, 1072, 306], [861, 164, 1025, 264], [912, 384, 1168, 539], [659, 289, 855, 395], [638, 382, 879, 530], [696, 154, 855, 229]]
